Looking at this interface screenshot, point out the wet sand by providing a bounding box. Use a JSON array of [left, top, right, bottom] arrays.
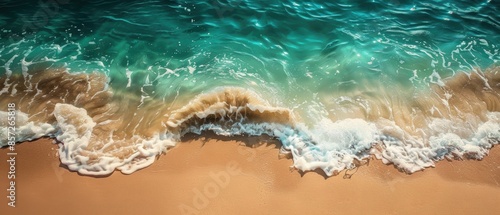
[[1, 135, 500, 215]]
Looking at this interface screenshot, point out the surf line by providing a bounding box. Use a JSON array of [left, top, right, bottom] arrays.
[[6, 103, 16, 208]]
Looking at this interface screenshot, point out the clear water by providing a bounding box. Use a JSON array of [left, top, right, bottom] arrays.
[[0, 0, 499, 176]]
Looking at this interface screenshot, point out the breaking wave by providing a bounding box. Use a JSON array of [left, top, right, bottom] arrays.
[[1, 67, 500, 176]]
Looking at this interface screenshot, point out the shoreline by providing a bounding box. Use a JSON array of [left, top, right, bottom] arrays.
[[1, 136, 499, 214]]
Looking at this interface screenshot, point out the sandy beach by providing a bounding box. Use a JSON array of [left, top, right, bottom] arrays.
[[1, 135, 500, 215]]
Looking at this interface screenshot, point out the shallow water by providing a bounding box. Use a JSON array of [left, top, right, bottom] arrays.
[[0, 0, 499, 176]]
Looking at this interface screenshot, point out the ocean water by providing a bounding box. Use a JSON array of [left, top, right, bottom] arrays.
[[0, 0, 499, 176]]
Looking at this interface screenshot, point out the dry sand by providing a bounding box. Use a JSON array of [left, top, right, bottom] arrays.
[[1, 135, 500, 215]]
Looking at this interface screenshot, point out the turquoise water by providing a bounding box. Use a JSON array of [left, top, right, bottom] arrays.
[[2, 0, 498, 95], [0, 0, 499, 176]]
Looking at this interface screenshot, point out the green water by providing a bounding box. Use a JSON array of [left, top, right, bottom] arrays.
[[1, 0, 498, 103], [0, 0, 499, 176]]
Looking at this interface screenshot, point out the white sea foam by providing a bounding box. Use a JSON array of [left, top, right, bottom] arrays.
[[53, 103, 177, 175], [373, 113, 500, 173], [0, 111, 55, 147], [178, 106, 499, 176]]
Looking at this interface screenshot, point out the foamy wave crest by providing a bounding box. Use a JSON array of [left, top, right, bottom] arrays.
[[0, 111, 55, 146], [370, 113, 500, 173], [163, 88, 379, 175], [53, 103, 176, 175], [1, 67, 499, 176], [0, 69, 177, 175], [166, 87, 295, 134]]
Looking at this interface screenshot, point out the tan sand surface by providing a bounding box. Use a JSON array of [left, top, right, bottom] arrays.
[[1, 135, 499, 215]]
